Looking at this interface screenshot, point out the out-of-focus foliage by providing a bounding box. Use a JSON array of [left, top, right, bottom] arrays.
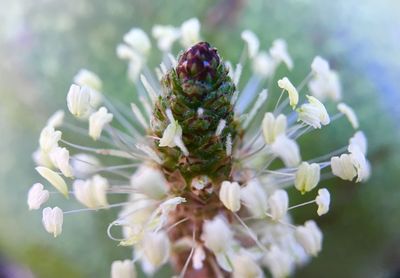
[[0, 0, 399, 277]]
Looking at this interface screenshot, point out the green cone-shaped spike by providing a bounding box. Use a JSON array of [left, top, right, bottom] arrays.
[[152, 42, 239, 189]]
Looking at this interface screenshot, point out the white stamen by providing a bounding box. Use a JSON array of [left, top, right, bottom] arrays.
[[36, 166, 69, 198]]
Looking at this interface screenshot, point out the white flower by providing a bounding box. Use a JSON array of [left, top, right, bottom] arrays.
[[349, 131, 367, 155], [262, 113, 287, 144], [192, 245, 206, 270], [232, 254, 263, 278], [330, 153, 357, 181], [241, 30, 260, 59], [270, 39, 293, 70], [180, 18, 201, 48], [219, 181, 241, 212], [316, 188, 330, 216], [159, 112, 188, 156], [268, 189, 288, 221], [71, 153, 101, 178], [271, 135, 301, 167], [36, 166, 69, 198], [123, 28, 151, 56], [311, 56, 330, 77], [240, 179, 268, 218], [73, 175, 109, 208], [295, 220, 323, 256], [294, 162, 320, 194], [66, 84, 91, 118], [42, 207, 63, 237], [264, 245, 294, 278], [111, 260, 136, 278], [201, 216, 233, 254], [152, 25, 180, 52], [73, 69, 102, 92], [297, 95, 330, 128], [46, 110, 65, 128], [277, 77, 299, 108], [89, 107, 113, 140], [141, 231, 170, 269], [338, 103, 359, 129], [252, 51, 275, 78], [130, 165, 167, 200], [49, 147, 73, 178], [27, 183, 50, 210], [39, 126, 62, 153], [308, 71, 342, 102]]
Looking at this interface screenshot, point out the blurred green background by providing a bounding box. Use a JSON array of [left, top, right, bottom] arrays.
[[0, 0, 399, 277]]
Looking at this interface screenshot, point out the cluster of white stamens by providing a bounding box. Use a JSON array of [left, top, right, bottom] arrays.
[[28, 18, 370, 278]]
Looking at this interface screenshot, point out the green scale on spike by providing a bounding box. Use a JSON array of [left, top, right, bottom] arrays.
[[152, 42, 240, 188]]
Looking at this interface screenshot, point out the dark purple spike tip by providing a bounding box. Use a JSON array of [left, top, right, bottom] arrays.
[[176, 42, 221, 82]]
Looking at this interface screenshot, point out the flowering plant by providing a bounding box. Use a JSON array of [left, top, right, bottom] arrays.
[[28, 18, 370, 277]]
